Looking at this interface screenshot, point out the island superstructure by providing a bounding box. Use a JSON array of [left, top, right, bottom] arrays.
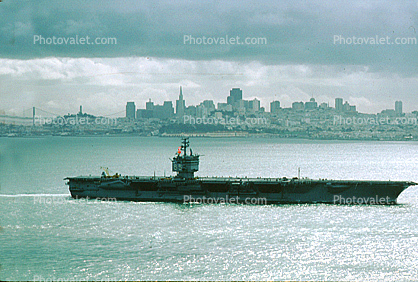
[[65, 138, 416, 204]]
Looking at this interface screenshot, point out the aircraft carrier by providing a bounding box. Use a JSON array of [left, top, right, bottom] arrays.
[[66, 138, 416, 205]]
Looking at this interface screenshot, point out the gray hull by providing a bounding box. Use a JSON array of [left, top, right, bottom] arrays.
[[66, 176, 415, 205]]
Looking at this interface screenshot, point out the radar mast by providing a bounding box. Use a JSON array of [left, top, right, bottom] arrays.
[[172, 138, 199, 179]]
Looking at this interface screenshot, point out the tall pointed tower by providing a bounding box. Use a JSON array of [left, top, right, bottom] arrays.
[[176, 86, 186, 117]]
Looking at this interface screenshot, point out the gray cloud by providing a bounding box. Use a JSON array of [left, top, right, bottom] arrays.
[[0, 0, 417, 73]]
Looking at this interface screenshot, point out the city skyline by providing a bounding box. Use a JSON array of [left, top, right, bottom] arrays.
[[120, 86, 408, 120], [4, 85, 408, 120], [1, 76, 417, 117]]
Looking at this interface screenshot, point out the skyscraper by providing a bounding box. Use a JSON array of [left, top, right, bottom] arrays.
[[395, 101, 403, 116], [176, 86, 186, 117], [227, 88, 243, 106], [248, 98, 260, 112], [270, 101, 281, 113], [335, 98, 343, 112], [162, 101, 174, 118], [146, 99, 154, 110], [151, 101, 174, 119], [230, 88, 242, 101], [126, 102, 136, 119]]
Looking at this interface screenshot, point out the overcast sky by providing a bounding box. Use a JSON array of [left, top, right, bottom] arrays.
[[1, 0, 417, 116]]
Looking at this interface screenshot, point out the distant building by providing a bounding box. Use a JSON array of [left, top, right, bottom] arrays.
[[195, 100, 215, 118], [196, 104, 208, 118], [248, 98, 260, 112], [146, 99, 154, 110], [139, 99, 174, 119], [176, 86, 186, 117], [319, 102, 329, 109], [335, 98, 343, 112], [185, 105, 197, 116], [395, 101, 403, 116], [270, 101, 281, 113], [292, 101, 304, 111], [342, 101, 356, 113], [240, 100, 250, 110], [304, 98, 317, 110], [202, 100, 215, 112], [154, 101, 174, 119], [380, 109, 396, 117], [217, 102, 233, 112], [227, 88, 243, 107], [230, 88, 242, 101], [139, 99, 155, 118], [136, 109, 143, 118], [343, 102, 350, 112], [126, 102, 136, 119]]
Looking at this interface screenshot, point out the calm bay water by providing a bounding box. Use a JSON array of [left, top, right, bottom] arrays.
[[1, 136, 418, 281]]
